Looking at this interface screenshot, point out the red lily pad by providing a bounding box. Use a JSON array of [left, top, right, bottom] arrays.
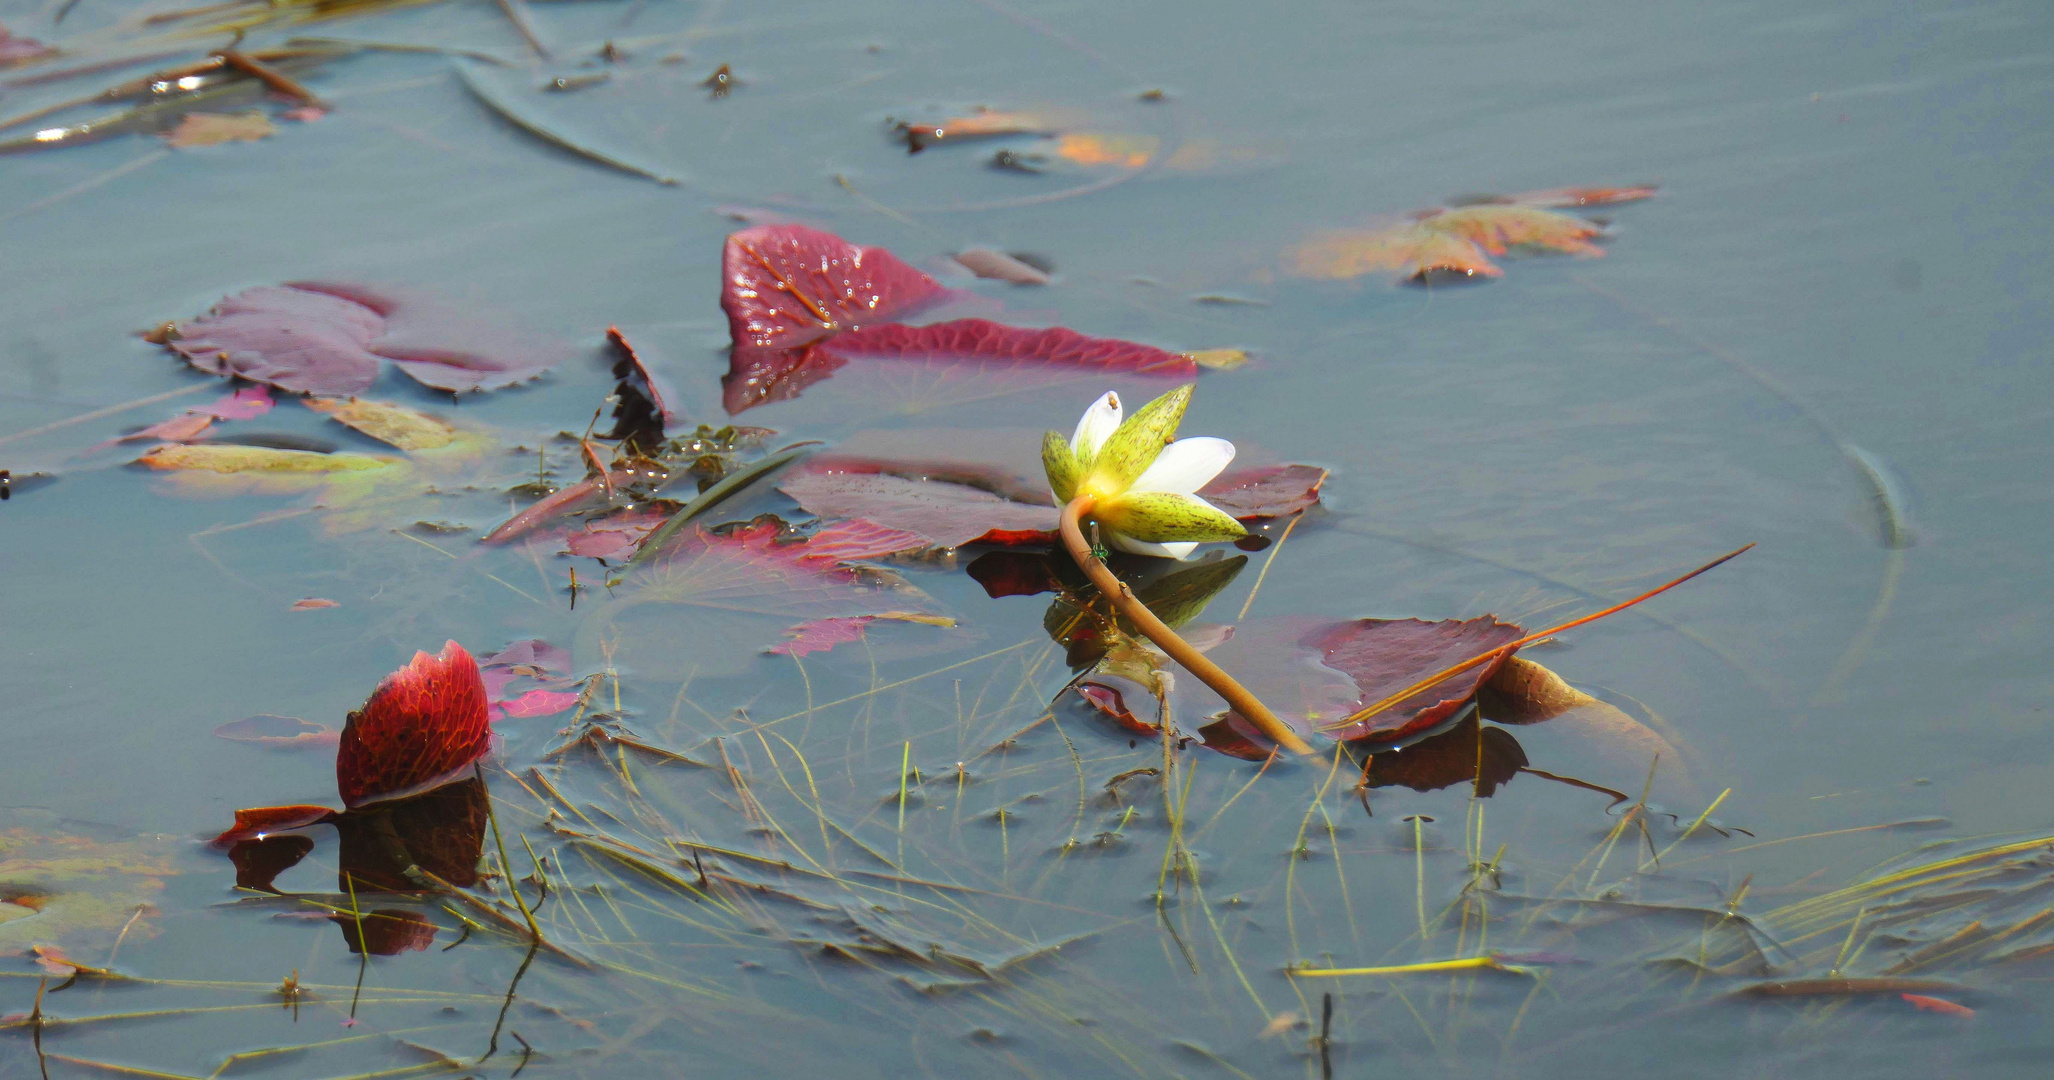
[[721, 224, 951, 350], [168, 282, 570, 395], [724, 317, 1196, 415], [335, 641, 492, 809], [1310, 616, 1525, 744], [778, 431, 1326, 552]]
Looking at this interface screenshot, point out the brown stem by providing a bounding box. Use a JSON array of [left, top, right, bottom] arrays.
[[1325, 543, 1756, 732], [1060, 496, 1315, 756]]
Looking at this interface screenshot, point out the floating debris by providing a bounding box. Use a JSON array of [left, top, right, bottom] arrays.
[[454, 59, 678, 185]]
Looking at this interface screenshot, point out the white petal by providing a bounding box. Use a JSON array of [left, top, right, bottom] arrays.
[[1107, 533, 1197, 559], [1071, 391, 1122, 460], [1128, 436, 1235, 495]]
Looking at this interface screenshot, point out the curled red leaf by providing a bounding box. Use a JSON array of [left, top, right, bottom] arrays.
[[334, 641, 491, 809]]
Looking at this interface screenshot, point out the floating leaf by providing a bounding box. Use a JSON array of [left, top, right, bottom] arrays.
[[721, 224, 950, 351], [162, 110, 275, 148], [725, 317, 1196, 415], [580, 517, 944, 679], [1426, 204, 1606, 257], [335, 641, 491, 809], [168, 281, 571, 395], [779, 456, 1061, 549], [101, 385, 278, 449], [1190, 463, 1325, 521], [954, 248, 1052, 286], [213, 714, 339, 748], [137, 442, 394, 477], [779, 434, 1324, 552], [1048, 132, 1157, 168], [1287, 186, 1651, 283], [289, 597, 340, 610], [1309, 616, 1524, 744], [1287, 221, 1505, 281], [305, 397, 458, 451]]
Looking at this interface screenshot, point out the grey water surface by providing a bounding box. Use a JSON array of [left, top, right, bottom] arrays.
[[1, 0, 2050, 1076]]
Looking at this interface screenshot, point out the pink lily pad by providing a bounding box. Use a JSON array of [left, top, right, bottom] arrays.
[[169, 282, 570, 395]]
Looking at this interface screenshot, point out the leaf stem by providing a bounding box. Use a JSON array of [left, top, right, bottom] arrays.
[[1325, 543, 1755, 732], [1059, 495, 1314, 756]]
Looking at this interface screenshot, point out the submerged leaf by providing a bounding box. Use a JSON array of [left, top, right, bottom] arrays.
[[768, 612, 955, 658], [581, 518, 945, 679], [162, 110, 275, 148]]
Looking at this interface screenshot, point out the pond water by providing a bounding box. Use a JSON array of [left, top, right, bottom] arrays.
[[2, 0, 2051, 1076]]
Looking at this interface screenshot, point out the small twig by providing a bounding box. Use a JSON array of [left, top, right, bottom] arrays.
[[1059, 495, 1314, 755], [219, 49, 326, 107]]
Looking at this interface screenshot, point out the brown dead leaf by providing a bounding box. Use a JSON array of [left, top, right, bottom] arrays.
[[289, 598, 340, 611], [1425, 204, 1606, 257], [1287, 222, 1503, 281], [1479, 656, 1690, 784], [163, 111, 276, 149], [305, 398, 458, 451], [1050, 132, 1157, 168], [1288, 195, 1630, 282]]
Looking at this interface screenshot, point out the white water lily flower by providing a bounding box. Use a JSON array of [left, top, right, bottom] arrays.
[[1042, 385, 1247, 559]]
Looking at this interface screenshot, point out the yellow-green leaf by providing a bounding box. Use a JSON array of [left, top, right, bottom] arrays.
[[305, 397, 458, 451]]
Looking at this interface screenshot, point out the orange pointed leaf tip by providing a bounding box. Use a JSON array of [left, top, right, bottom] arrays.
[[334, 641, 492, 809]]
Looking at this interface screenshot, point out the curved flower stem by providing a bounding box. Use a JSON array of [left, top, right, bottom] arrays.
[[1060, 496, 1315, 756]]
